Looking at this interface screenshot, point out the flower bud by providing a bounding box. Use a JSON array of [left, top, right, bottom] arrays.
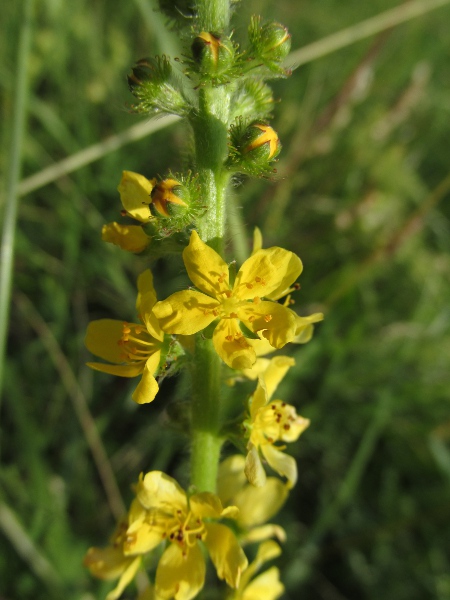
[[248, 17, 291, 75], [228, 121, 281, 176], [191, 32, 235, 79], [150, 179, 189, 218], [127, 56, 189, 116], [240, 122, 281, 162], [128, 57, 172, 92]]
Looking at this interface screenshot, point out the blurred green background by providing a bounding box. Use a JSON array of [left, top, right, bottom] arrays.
[[2, 0, 450, 599]]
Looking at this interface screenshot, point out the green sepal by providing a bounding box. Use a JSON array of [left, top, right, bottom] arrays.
[[238, 320, 261, 340], [202, 320, 219, 340]]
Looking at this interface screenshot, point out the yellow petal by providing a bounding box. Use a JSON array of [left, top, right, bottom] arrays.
[[234, 248, 302, 301], [136, 471, 187, 512], [261, 356, 295, 401], [244, 445, 266, 487], [261, 445, 297, 489], [83, 546, 131, 580], [241, 567, 284, 600], [241, 357, 271, 381], [239, 301, 297, 349], [155, 543, 205, 600], [189, 492, 224, 519], [293, 311, 324, 342], [118, 171, 154, 222], [153, 291, 219, 335], [251, 227, 263, 255], [85, 319, 129, 364], [105, 556, 142, 600], [132, 352, 160, 404], [213, 319, 256, 370], [137, 269, 156, 299], [124, 519, 165, 556], [86, 361, 144, 377], [204, 523, 248, 589], [249, 378, 268, 421], [182, 230, 230, 299], [232, 478, 288, 528], [264, 252, 303, 301], [139, 293, 164, 341], [217, 455, 247, 505], [242, 524, 286, 545], [102, 222, 150, 253]]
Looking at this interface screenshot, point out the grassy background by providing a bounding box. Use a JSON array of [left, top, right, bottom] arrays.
[[2, 0, 450, 599]]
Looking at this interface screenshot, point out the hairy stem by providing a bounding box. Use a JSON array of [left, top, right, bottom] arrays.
[[189, 1, 232, 493]]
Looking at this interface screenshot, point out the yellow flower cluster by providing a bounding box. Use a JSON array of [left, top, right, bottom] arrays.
[[85, 171, 323, 598], [85, 270, 165, 404], [85, 471, 247, 600], [153, 229, 321, 370]]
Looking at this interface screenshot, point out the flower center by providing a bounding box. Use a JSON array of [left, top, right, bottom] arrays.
[[118, 322, 159, 363], [255, 400, 299, 443], [167, 509, 206, 552]]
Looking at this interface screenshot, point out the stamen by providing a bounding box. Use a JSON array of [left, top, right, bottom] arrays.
[[253, 296, 261, 304], [248, 315, 256, 322], [225, 335, 233, 342], [230, 312, 238, 318], [264, 314, 273, 322], [246, 283, 253, 289]]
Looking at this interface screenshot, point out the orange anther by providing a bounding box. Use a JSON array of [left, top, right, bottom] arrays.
[[230, 312, 238, 318], [253, 296, 261, 304], [264, 314, 272, 322], [248, 315, 255, 322], [246, 283, 253, 289], [224, 290, 232, 298], [225, 335, 233, 341]]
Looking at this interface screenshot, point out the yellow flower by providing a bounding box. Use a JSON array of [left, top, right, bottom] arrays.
[[118, 171, 155, 223], [102, 222, 151, 253], [217, 455, 287, 544], [84, 518, 142, 600], [124, 471, 248, 600], [153, 230, 304, 370], [244, 356, 310, 488], [232, 541, 284, 600], [85, 270, 164, 404]]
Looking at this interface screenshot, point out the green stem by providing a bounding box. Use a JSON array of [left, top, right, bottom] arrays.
[[190, 337, 223, 492], [196, 0, 230, 33], [188, 1, 233, 493]]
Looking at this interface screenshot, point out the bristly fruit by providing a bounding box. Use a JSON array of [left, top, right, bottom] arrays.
[[248, 16, 291, 77]]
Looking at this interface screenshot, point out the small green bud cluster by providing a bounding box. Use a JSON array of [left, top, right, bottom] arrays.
[[128, 56, 189, 117]]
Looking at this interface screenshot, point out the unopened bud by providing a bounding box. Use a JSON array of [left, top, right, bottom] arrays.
[[191, 32, 235, 78], [128, 57, 172, 93], [228, 121, 281, 176], [248, 17, 291, 74], [241, 122, 281, 162], [127, 56, 188, 116], [151, 179, 189, 218]]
